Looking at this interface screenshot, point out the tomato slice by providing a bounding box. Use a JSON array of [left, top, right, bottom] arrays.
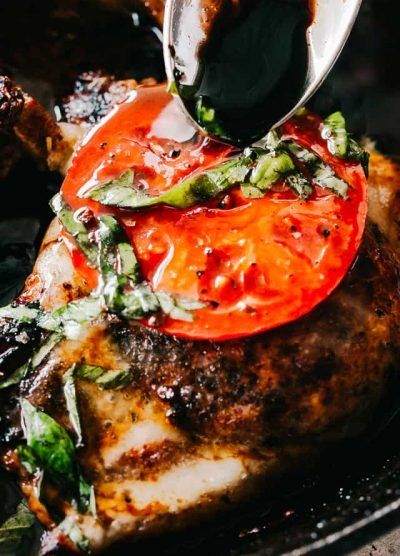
[[62, 84, 368, 341]]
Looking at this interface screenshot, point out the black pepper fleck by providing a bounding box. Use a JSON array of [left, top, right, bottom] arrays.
[[169, 149, 181, 159], [375, 307, 386, 317]]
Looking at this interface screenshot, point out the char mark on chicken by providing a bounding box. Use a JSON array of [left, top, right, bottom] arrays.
[[0, 76, 24, 129]]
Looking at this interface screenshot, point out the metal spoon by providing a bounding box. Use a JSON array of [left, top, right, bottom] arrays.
[[163, 0, 363, 145]]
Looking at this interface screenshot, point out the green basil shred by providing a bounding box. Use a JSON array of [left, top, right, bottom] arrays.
[[0, 332, 62, 390], [81, 120, 367, 210], [0, 304, 39, 323], [58, 516, 91, 553], [63, 365, 84, 447], [49, 194, 97, 266], [195, 97, 226, 138], [75, 363, 132, 390], [20, 399, 76, 484], [321, 111, 369, 176], [0, 500, 37, 555], [321, 111, 349, 158], [19, 399, 95, 516]]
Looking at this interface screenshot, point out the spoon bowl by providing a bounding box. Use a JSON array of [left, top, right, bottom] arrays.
[[163, 0, 363, 145]]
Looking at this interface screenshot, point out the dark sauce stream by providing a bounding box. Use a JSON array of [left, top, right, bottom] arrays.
[[175, 0, 314, 145]]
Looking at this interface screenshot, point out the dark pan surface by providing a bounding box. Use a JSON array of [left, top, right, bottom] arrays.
[[1, 0, 400, 554]]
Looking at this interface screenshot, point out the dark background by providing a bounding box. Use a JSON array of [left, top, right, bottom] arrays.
[[1, 0, 400, 554], [310, 0, 400, 156]]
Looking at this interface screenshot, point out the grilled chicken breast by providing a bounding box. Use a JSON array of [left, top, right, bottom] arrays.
[[1, 74, 400, 553], [2, 214, 400, 553]]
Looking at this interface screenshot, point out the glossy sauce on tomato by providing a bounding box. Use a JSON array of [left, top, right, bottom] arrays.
[[62, 84, 367, 341]]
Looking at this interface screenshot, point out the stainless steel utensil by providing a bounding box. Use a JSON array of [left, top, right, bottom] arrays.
[[163, 0, 363, 144]]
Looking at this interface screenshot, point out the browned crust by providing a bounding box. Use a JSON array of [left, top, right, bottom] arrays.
[[116, 222, 400, 447], [368, 149, 400, 250], [0, 74, 73, 171], [14, 93, 73, 171], [60, 71, 140, 126], [0, 75, 24, 128]]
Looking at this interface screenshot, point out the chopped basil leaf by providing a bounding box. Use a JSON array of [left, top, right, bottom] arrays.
[[83, 137, 354, 211], [84, 210, 205, 323], [95, 370, 132, 389], [288, 143, 318, 165], [98, 215, 139, 282], [75, 363, 132, 390], [53, 198, 205, 325], [76, 474, 96, 516], [35, 469, 45, 502], [63, 365, 83, 447], [0, 297, 102, 346], [156, 292, 205, 322], [0, 501, 37, 556], [89, 485, 96, 517], [321, 111, 369, 175], [31, 332, 62, 368], [286, 173, 313, 199], [166, 295, 205, 312], [110, 280, 159, 319], [0, 364, 28, 391], [58, 516, 90, 553], [288, 142, 348, 198], [38, 296, 103, 340], [83, 155, 253, 210], [20, 399, 76, 485], [242, 150, 303, 198], [196, 97, 226, 137], [250, 151, 295, 190], [120, 286, 173, 319], [313, 161, 348, 198], [149, 155, 250, 208], [239, 185, 265, 198], [166, 80, 179, 95], [264, 129, 283, 152], [0, 304, 39, 323], [17, 445, 38, 475], [81, 170, 137, 208], [84, 147, 312, 210], [50, 194, 97, 266], [107, 280, 205, 323], [118, 242, 139, 281], [20, 399, 95, 517], [0, 332, 62, 390], [97, 216, 119, 278], [74, 364, 104, 382], [321, 111, 349, 158], [348, 138, 370, 177]]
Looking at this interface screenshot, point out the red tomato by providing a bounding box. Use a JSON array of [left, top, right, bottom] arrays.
[[62, 84, 368, 341]]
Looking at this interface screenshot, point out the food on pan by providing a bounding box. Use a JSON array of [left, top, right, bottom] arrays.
[[0, 4, 400, 555], [171, 0, 314, 144]]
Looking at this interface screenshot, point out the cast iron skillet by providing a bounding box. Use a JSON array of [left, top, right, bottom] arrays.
[[1, 0, 400, 554]]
